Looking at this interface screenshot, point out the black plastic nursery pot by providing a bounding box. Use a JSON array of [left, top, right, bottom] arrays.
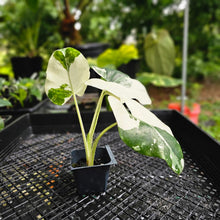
[[11, 56, 43, 79], [71, 145, 117, 194], [118, 59, 140, 79], [74, 42, 109, 58], [0, 110, 220, 219]]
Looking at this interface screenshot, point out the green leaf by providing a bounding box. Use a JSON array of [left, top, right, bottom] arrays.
[[119, 124, 184, 174], [48, 84, 72, 105], [108, 96, 184, 175], [30, 87, 42, 101], [0, 98, 12, 108], [25, 0, 39, 10], [10, 88, 27, 107], [144, 29, 175, 76], [65, 47, 81, 69], [45, 47, 90, 105], [54, 50, 67, 70], [19, 78, 35, 88], [137, 73, 182, 87], [87, 67, 151, 105], [0, 117, 4, 131], [97, 44, 139, 68]]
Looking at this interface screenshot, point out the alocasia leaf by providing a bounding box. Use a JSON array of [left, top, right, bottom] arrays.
[[86, 67, 151, 105], [45, 47, 90, 105], [108, 96, 184, 175], [144, 29, 175, 76], [137, 73, 182, 87]]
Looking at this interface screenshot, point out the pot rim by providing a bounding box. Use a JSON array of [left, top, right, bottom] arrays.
[[70, 145, 117, 171]]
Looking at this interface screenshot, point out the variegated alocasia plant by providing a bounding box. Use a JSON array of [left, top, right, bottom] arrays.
[[45, 47, 184, 174]]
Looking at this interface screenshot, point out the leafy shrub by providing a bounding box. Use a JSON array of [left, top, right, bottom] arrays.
[[97, 44, 139, 69], [0, 73, 45, 108]]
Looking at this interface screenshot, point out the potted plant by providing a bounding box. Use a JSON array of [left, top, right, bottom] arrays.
[[0, 73, 45, 115], [45, 47, 184, 194], [0, 0, 62, 78], [96, 44, 139, 78]]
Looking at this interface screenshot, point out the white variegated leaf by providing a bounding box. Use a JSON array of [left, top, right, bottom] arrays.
[[108, 96, 184, 175], [45, 48, 90, 105], [125, 99, 173, 135], [87, 67, 151, 105]]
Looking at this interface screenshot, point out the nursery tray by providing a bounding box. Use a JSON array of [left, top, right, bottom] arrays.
[[0, 99, 48, 116], [0, 110, 220, 220]]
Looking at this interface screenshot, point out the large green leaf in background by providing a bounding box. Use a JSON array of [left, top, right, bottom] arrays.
[[108, 96, 184, 175], [137, 73, 182, 87], [144, 29, 175, 76], [45, 47, 90, 105]]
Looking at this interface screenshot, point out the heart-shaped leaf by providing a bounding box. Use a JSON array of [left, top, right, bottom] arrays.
[[45, 47, 90, 105]]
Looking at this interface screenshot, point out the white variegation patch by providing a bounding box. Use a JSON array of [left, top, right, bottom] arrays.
[[91, 66, 107, 78], [108, 96, 139, 130], [181, 158, 184, 168], [86, 78, 151, 105], [69, 53, 90, 96], [133, 146, 141, 151], [125, 99, 173, 135]]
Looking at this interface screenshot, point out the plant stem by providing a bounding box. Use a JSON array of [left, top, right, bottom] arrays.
[[87, 91, 106, 150], [91, 122, 117, 164], [72, 92, 92, 165]]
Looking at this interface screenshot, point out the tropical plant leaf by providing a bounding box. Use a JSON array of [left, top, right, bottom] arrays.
[[108, 96, 184, 175], [45, 47, 90, 105], [137, 73, 182, 87], [144, 29, 175, 76], [87, 67, 151, 105]]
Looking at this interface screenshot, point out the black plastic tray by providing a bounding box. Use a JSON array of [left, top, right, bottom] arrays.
[[0, 99, 47, 116], [0, 110, 220, 219]]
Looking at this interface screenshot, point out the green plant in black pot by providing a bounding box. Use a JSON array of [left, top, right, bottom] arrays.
[[45, 47, 184, 194], [0, 0, 63, 78], [0, 74, 44, 110]]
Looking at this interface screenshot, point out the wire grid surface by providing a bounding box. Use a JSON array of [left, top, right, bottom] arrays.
[[0, 131, 220, 220]]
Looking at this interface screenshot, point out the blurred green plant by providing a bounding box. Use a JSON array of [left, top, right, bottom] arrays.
[[97, 44, 139, 69], [144, 29, 175, 76], [137, 29, 181, 88], [188, 52, 220, 80], [80, 0, 177, 47], [199, 101, 220, 141], [137, 73, 182, 87], [0, 73, 45, 108], [0, 0, 63, 57], [80, 0, 220, 83], [0, 117, 4, 131]]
